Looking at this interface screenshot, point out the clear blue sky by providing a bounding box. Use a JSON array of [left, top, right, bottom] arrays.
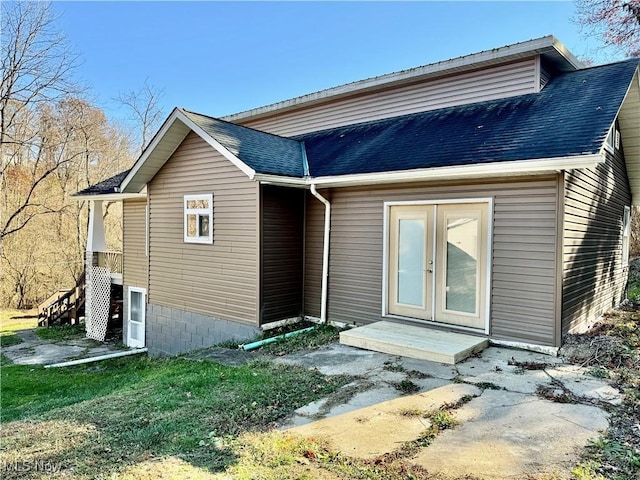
[[52, 1, 618, 123]]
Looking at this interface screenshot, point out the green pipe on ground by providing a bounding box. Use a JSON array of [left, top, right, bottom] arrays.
[[241, 326, 316, 351]]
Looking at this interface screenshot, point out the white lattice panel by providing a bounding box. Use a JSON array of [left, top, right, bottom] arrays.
[[85, 265, 111, 341]]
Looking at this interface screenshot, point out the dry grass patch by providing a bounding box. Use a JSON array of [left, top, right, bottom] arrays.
[[0, 420, 95, 479], [114, 456, 218, 480]]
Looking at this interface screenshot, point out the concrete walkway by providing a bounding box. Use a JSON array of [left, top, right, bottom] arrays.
[[2, 328, 125, 365], [277, 343, 620, 479]]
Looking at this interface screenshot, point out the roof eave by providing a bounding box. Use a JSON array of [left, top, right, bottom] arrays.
[[120, 108, 256, 194], [617, 66, 640, 205], [70, 192, 147, 202], [254, 154, 604, 188]]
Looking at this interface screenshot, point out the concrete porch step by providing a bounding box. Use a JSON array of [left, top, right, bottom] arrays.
[[339, 321, 488, 364]]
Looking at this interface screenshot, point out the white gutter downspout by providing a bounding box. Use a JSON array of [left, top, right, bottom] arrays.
[[310, 184, 330, 323]]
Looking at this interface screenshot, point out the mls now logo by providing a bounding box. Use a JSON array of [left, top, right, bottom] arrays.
[[2, 460, 61, 473]]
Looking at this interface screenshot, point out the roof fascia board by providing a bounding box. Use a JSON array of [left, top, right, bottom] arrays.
[[120, 108, 187, 193], [255, 174, 307, 187], [120, 108, 256, 194], [597, 65, 639, 157], [70, 193, 147, 202], [550, 36, 583, 71], [224, 36, 580, 123], [254, 154, 604, 188], [307, 154, 604, 188], [175, 109, 256, 179]]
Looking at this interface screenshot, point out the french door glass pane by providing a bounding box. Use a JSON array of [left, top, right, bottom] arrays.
[[397, 219, 424, 306], [445, 217, 478, 314]]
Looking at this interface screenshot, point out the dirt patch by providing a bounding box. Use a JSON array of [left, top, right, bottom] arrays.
[[559, 296, 640, 479]]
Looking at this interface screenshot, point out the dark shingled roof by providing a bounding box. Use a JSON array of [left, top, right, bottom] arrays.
[[75, 170, 130, 196], [296, 58, 639, 177], [182, 110, 305, 177], [76, 58, 638, 197]]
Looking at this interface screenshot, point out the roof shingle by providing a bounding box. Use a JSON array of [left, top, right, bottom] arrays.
[[182, 110, 305, 177], [75, 170, 130, 196], [296, 58, 638, 177]]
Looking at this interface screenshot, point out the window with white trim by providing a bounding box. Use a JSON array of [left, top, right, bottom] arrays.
[[184, 194, 213, 244], [622, 206, 631, 267], [605, 124, 620, 153]]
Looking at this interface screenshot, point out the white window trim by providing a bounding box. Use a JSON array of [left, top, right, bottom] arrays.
[[127, 286, 146, 348], [381, 197, 493, 335], [184, 194, 213, 244], [622, 206, 631, 267], [605, 124, 619, 154]]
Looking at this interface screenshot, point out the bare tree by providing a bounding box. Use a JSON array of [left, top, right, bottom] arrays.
[[115, 80, 165, 154], [0, 1, 82, 240], [576, 0, 640, 57]]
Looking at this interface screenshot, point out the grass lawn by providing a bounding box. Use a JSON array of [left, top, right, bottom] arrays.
[[34, 322, 86, 341], [1, 355, 351, 479], [255, 323, 342, 355], [0, 309, 38, 349]]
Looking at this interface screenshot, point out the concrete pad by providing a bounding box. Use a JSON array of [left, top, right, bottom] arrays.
[[456, 346, 562, 394], [2, 328, 129, 366], [11, 344, 86, 365], [284, 383, 404, 428], [321, 385, 405, 418], [458, 368, 551, 395], [545, 364, 624, 405], [288, 384, 480, 459], [401, 357, 459, 380], [413, 376, 451, 393], [274, 343, 397, 376], [412, 389, 609, 479]]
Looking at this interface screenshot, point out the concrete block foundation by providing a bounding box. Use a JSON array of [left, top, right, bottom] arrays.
[[146, 303, 260, 356]]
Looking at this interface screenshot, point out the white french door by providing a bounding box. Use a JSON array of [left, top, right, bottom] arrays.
[[387, 201, 489, 330], [388, 205, 434, 320], [127, 287, 146, 348]]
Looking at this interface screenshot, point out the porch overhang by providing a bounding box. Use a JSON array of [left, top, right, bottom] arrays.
[[71, 192, 147, 202]]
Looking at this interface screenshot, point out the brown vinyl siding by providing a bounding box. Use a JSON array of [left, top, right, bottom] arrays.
[[148, 132, 258, 324], [304, 177, 560, 346], [562, 145, 631, 335], [240, 59, 539, 137], [123, 198, 148, 289], [260, 185, 304, 324]]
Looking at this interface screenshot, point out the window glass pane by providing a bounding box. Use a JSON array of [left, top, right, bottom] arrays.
[[397, 219, 424, 306], [187, 199, 208, 209], [130, 291, 142, 322], [130, 322, 141, 341], [199, 214, 210, 237], [446, 217, 478, 314], [187, 214, 197, 237]]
